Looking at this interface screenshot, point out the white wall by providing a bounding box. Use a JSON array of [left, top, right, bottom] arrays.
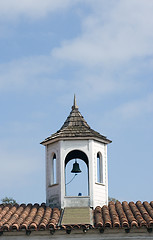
[[92, 141, 108, 208], [61, 139, 90, 208], [46, 139, 108, 209], [46, 142, 61, 207]]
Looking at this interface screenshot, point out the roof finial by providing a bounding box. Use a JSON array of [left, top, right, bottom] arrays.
[[72, 94, 78, 110]]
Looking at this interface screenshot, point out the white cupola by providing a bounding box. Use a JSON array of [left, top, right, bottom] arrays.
[[41, 96, 111, 209]]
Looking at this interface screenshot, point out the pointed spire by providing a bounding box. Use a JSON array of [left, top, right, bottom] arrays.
[[72, 94, 79, 110]]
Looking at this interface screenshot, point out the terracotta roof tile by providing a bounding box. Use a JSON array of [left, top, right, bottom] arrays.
[[143, 201, 153, 219], [21, 203, 40, 230], [1, 201, 153, 233], [94, 206, 103, 227], [102, 205, 112, 227], [12, 204, 32, 230], [0, 205, 18, 228], [48, 208, 60, 229], [29, 205, 45, 230], [150, 201, 153, 208], [3, 204, 25, 231], [109, 201, 120, 228], [122, 201, 138, 227], [115, 201, 129, 228], [39, 206, 52, 230], [136, 201, 153, 227], [0, 205, 3, 215], [129, 201, 146, 227], [0, 205, 11, 222], [0, 203, 61, 232]]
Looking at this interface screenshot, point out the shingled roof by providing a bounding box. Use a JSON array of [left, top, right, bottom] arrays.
[[41, 96, 111, 145], [0, 201, 153, 234]]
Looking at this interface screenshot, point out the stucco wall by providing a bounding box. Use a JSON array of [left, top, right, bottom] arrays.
[[92, 140, 108, 207], [61, 139, 90, 208], [1, 230, 153, 240], [46, 142, 61, 207], [46, 139, 108, 208]]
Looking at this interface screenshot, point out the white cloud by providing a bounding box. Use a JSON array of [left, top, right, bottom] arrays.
[[0, 55, 65, 93], [109, 92, 153, 121], [52, 1, 153, 66], [0, 52, 148, 100], [72, 71, 141, 102], [0, 56, 45, 90], [0, 0, 152, 101], [0, 0, 79, 20]]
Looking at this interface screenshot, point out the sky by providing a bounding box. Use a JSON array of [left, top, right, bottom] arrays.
[[0, 0, 153, 205]]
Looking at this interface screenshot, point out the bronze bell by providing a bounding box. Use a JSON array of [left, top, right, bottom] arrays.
[[71, 160, 81, 173]]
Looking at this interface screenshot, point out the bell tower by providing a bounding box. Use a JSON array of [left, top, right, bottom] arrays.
[[41, 96, 111, 209]]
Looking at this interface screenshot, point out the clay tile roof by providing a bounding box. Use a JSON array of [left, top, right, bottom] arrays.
[[12, 204, 32, 230], [109, 201, 120, 228], [129, 201, 146, 227], [1, 201, 153, 232], [48, 208, 60, 229], [0, 203, 60, 232], [94, 206, 103, 228], [29, 205, 45, 230], [20, 203, 39, 230], [115, 201, 129, 228], [102, 205, 112, 227], [39, 206, 52, 230], [122, 201, 138, 227], [0, 204, 18, 228], [41, 96, 111, 145], [136, 201, 153, 227], [3, 204, 25, 231], [94, 201, 153, 230], [143, 201, 153, 219]]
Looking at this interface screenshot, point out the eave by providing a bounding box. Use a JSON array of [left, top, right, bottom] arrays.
[[40, 136, 112, 146]]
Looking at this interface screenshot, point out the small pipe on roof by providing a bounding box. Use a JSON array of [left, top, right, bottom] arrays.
[[66, 228, 71, 234], [26, 230, 31, 236]]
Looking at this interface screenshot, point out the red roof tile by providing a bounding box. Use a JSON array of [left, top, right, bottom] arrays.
[[12, 204, 32, 230], [122, 201, 138, 227], [94, 206, 103, 227], [129, 201, 146, 227], [144, 201, 153, 219], [48, 208, 60, 229], [109, 201, 120, 228], [136, 201, 153, 227], [102, 205, 111, 227], [94, 201, 153, 230], [0, 201, 153, 233], [115, 201, 129, 228], [0, 203, 60, 232], [39, 206, 52, 230]]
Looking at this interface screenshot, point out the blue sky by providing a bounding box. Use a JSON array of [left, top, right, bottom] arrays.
[[0, 0, 153, 204]]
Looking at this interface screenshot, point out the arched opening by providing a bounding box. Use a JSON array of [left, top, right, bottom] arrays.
[[97, 152, 103, 183], [65, 150, 89, 196], [51, 153, 57, 185]]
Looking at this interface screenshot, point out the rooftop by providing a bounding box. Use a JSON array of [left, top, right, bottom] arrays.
[[0, 200, 153, 234], [41, 95, 111, 145]]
